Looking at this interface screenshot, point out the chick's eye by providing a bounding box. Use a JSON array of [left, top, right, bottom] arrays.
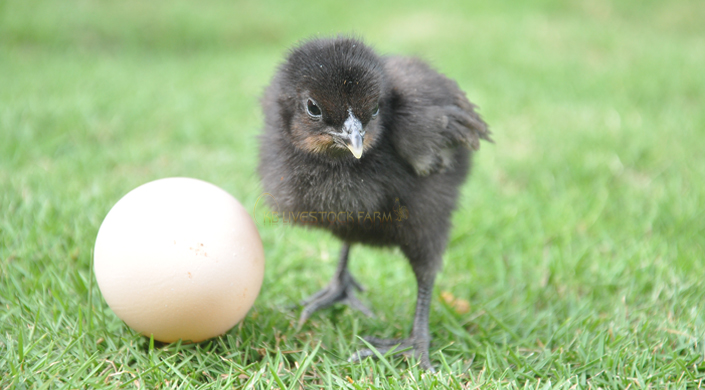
[[306, 99, 322, 118]]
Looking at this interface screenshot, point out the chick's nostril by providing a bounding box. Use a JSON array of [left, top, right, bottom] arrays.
[[343, 110, 362, 135]]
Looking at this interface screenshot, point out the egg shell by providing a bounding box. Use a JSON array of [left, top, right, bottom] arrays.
[[94, 177, 264, 343]]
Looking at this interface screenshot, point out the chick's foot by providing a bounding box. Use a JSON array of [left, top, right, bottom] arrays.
[[349, 334, 434, 372], [297, 268, 373, 328]]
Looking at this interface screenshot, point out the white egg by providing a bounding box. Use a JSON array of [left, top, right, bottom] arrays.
[[94, 177, 264, 343]]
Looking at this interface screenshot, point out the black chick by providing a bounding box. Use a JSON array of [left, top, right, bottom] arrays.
[[258, 36, 491, 370]]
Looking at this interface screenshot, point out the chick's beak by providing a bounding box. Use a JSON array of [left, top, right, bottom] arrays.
[[343, 111, 364, 159]]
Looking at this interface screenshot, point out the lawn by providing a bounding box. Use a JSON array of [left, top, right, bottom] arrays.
[[1, 0, 705, 388]]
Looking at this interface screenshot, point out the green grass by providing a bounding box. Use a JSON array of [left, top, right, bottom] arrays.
[[2, 0, 705, 388]]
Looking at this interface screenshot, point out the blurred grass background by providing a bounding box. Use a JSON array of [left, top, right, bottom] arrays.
[[1, 0, 704, 388]]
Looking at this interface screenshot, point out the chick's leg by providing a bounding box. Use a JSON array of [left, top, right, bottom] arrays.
[[350, 265, 436, 371], [297, 243, 373, 328]]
